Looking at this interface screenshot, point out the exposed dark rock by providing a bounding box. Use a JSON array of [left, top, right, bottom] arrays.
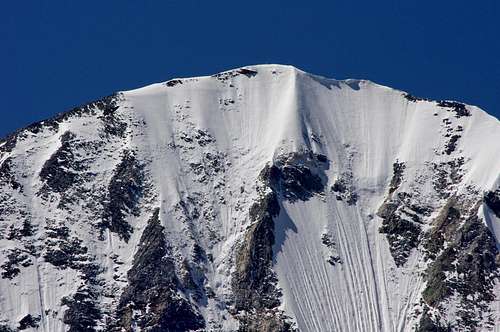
[[0, 158, 22, 191], [44, 222, 87, 269], [18, 314, 40, 330], [60, 252, 103, 332], [115, 208, 204, 332], [194, 129, 215, 146], [0, 94, 119, 158], [454, 215, 498, 298], [39, 131, 81, 194], [379, 209, 421, 266], [45, 223, 70, 238], [423, 204, 460, 260], [321, 232, 335, 248], [165, 79, 183, 87], [421, 203, 499, 330], [232, 152, 325, 330], [237, 68, 258, 77], [331, 177, 358, 205], [62, 290, 102, 332], [1, 249, 32, 279], [212, 68, 258, 82], [403, 93, 432, 103], [417, 309, 451, 332], [220, 97, 235, 106], [189, 151, 226, 185], [316, 154, 328, 163], [410, 204, 433, 217], [44, 236, 88, 268], [0, 199, 16, 224], [0, 134, 18, 154], [178, 131, 193, 143], [100, 150, 144, 242], [437, 100, 471, 118], [321, 233, 342, 266], [431, 158, 465, 199], [268, 152, 326, 202], [26, 118, 60, 135], [96, 96, 127, 137], [444, 134, 460, 155], [280, 164, 323, 201], [422, 246, 456, 307], [44, 220, 104, 331], [0, 94, 119, 157], [331, 179, 347, 193], [237, 313, 294, 332], [0, 325, 15, 332], [43, 222, 102, 285], [179, 129, 216, 148], [389, 161, 405, 195], [378, 192, 422, 267], [45, 232, 104, 330], [41, 94, 118, 132], [36, 131, 103, 208], [327, 256, 342, 266], [7, 219, 35, 240], [484, 189, 500, 218], [233, 190, 281, 312]]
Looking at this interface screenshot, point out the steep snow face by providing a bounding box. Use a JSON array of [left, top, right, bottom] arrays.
[[0, 65, 499, 332]]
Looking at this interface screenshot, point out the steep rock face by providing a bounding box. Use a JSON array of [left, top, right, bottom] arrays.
[[99, 150, 144, 242], [113, 208, 204, 331], [485, 189, 500, 218], [232, 151, 327, 331], [0, 65, 499, 332]]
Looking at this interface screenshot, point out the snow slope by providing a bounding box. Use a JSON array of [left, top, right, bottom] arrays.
[[0, 64, 499, 331]]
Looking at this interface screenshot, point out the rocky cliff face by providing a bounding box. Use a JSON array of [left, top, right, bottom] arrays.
[[0, 65, 499, 331]]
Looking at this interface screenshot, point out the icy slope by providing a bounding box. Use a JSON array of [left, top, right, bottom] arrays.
[[0, 65, 499, 331]]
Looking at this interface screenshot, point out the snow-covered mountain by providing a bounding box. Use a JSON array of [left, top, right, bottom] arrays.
[[0, 64, 499, 332]]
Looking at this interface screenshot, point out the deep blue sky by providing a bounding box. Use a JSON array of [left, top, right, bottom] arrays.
[[1, 1, 499, 137]]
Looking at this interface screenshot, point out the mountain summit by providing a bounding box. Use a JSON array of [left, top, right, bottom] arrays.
[[0, 65, 499, 331]]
